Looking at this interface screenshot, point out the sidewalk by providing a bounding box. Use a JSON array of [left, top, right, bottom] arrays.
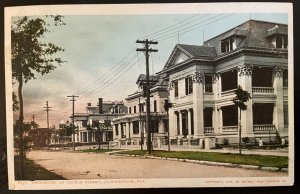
[[73, 144, 288, 157]]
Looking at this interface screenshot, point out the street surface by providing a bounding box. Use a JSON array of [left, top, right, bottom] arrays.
[[26, 150, 287, 179]]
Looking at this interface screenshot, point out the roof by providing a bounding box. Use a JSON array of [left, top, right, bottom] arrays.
[[136, 74, 160, 85], [203, 20, 288, 55], [177, 44, 217, 58]]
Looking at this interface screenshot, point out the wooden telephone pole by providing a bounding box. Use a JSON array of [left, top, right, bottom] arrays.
[[136, 39, 158, 155], [67, 95, 79, 151], [44, 101, 52, 146]]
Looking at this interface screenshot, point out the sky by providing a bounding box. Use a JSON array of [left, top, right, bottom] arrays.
[[12, 13, 288, 128]]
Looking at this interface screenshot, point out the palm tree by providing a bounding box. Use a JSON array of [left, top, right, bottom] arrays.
[[233, 85, 251, 155]]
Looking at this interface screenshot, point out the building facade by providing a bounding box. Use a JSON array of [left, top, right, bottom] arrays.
[[112, 74, 169, 148], [71, 99, 127, 144], [157, 20, 289, 148]]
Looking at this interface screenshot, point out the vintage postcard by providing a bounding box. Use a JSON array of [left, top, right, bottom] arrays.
[[4, 3, 294, 189]]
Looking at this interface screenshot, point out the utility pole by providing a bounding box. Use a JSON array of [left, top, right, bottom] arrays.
[[67, 95, 79, 151], [136, 39, 158, 155], [139, 97, 143, 151], [44, 101, 52, 147], [32, 113, 36, 126]]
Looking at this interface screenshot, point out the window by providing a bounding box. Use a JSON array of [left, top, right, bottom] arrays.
[[154, 100, 157, 112], [115, 124, 119, 136], [204, 108, 213, 127], [222, 105, 238, 126], [190, 109, 194, 135], [133, 121, 139, 134], [82, 120, 87, 127], [284, 105, 289, 126], [205, 75, 213, 93], [221, 69, 237, 92], [139, 103, 144, 112], [134, 106, 136, 113], [252, 67, 273, 87], [185, 76, 193, 95], [276, 36, 288, 49], [129, 107, 131, 114], [174, 81, 179, 97], [121, 123, 125, 138], [181, 111, 188, 136], [283, 69, 288, 87], [253, 103, 274, 125], [221, 37, 234, 53]]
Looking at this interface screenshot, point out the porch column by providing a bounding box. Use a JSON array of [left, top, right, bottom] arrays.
[[168, 111, 175, 139], [219, 108, 223, 134], [192, 72, 204, 137], [238, 64, 254, 136], [78, 131, 81, 143], [87, 132, 89, 143], [178, 111, 182, 136], [273, 66, 285, 136], [187, 109, 192, 136], [125, 122, 130, 138], [212, 108, 217, 133]]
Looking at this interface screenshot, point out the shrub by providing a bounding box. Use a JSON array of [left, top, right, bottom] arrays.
[[223, 138, 229, 146]]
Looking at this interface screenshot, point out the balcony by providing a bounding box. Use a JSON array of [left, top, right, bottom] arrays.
[[253, 124, 276, 133], [222, 126, 238, 134], [252, 87, 274, 94], [204, 127, 214, 134]]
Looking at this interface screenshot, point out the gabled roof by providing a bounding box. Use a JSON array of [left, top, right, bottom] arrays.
[[163, 44, 216, 70]]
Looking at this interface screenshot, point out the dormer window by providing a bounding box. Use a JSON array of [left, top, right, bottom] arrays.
[[221, 37, 234, 53], [275, 36, 288, 49]]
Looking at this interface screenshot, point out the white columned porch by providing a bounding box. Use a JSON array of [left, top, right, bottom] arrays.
[[192, 72, 204, 137], [238, 64, 254, 136], [273, 66, 285, 136]]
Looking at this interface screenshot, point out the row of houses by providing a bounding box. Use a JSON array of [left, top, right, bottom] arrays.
[[48, 19, 289, 149]]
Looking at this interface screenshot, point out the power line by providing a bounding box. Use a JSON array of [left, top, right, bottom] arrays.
[[141, 14, 201, 39], [146, 14, 210, 40], [81, 55, 143, 99], [155, 14, 235, 41]]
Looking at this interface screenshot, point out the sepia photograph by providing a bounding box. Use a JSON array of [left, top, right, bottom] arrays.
[[4, 3, 294, 189]]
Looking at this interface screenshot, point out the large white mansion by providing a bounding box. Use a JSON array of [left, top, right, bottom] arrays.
[[112, 19, 289, 149]]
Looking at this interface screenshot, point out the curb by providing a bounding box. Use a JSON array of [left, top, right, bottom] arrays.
[[113, 153, 288, 172]]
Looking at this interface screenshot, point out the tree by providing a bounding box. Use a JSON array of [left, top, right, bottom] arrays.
[[11, 15, 66, 179], [232, 85, 251, 155]]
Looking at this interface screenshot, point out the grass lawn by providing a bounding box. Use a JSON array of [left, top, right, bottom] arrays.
[[81, 148, 119, 153], [120, 150, 288, 168], [14, 156, 65, 180]]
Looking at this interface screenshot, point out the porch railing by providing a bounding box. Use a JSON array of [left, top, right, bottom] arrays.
[[222, 126, 238, 133], [253, 124, 276, 132], [252, 87, 274, 93], [204, 127, 214, 134]]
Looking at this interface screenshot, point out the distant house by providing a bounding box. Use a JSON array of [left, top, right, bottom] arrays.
[[157, 20, 288, 148], [49, 120, 72, 146], [112, 74, 169, 147], [30, 128, 52, 147], [71, 99, 127, 144]]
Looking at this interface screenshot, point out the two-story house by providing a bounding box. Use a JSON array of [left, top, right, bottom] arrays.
[[112, 74, 169, 148], [158, 20, 289, 148], [71, 98, 127, 144]]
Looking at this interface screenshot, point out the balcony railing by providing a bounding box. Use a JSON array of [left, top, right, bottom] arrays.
[[204, 127, 214, 134], [222, 126, 238, 133], [253, 124, 276, 132], [252, 87, 274, 93]]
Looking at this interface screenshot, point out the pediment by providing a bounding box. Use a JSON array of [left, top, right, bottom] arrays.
[[163, 46, 192, 70]]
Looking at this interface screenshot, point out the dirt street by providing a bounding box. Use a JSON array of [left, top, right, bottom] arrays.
[[26, 150, 287, 179]]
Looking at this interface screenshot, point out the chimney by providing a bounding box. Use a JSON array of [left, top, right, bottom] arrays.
[[98, 98, 103, 114]]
